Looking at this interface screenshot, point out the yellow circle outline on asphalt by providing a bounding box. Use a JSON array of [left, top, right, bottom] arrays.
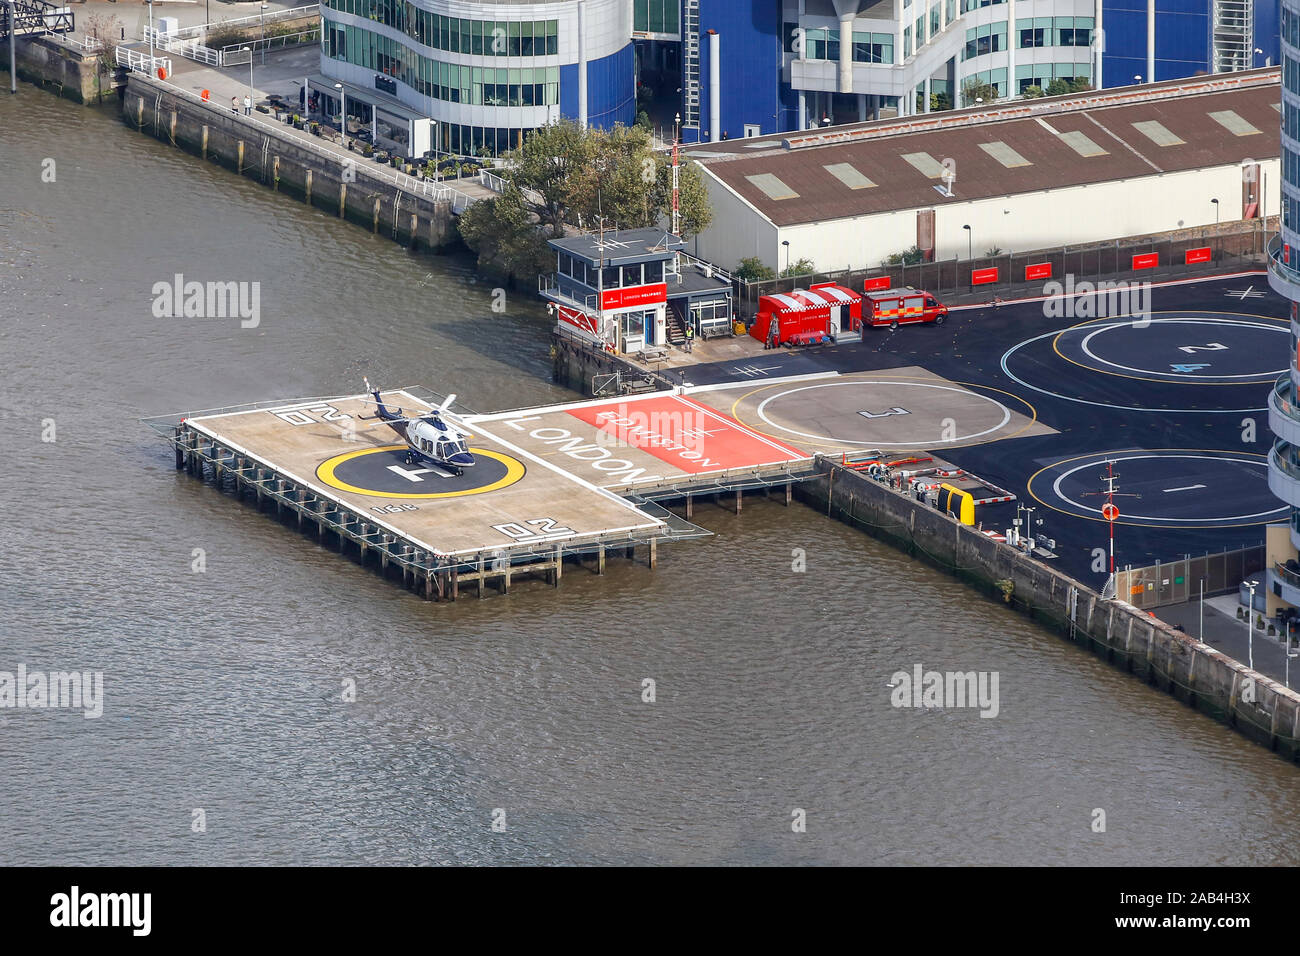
[[1048, 310, 1288, 386], [1027, 448, 1279, 529], [316, 445, 525, 499], [727, 375, 1041, 451]]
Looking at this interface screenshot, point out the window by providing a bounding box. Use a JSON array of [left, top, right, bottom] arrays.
[[645, 260, 664, 284]]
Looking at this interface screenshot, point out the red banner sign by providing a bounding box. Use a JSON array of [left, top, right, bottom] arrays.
[[1132, 253, 1158, 270], [971, 268, 999, 286], [863, 276, 892, 291], [1024, 262, 1052, 281], [1184, 247, 1212, 265], [601, 282, 667, 311]]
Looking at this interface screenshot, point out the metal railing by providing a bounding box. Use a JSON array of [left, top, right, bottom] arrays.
[[143, 26, 222, 66], [122, 70, 481, 210], [116, 47, 171, 76], [167, 3, 319, 41], [217, 27, 320, 64], [1275, 561, 1300, 590], [1273, 439, 1300, 482], [1274, 374, 1300, 425]]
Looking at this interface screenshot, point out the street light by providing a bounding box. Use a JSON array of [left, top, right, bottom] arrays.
[[1211, 197, 1219, 224], [147, 0, 154, 63], [962, 224, 972, 260], [781, 239, 790, 272], [260, 2, 267, 66], [243, 45, 253, 115], [1287, 619, 1298, 689], [335, 82, 345, 136], [1246, 579, 1258, 670]]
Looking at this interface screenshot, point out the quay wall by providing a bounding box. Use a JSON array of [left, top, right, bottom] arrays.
[[551, 331, 676, 397], [1, 34, 107, 104], [120, 72, 459, 251], [797, 459, 1300, 763]]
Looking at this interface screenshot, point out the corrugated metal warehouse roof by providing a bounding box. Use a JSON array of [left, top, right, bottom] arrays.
[[685, 69, 1281, 228]]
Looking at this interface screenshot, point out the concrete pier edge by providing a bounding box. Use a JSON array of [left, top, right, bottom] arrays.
[[798, 458, 1300, 764]]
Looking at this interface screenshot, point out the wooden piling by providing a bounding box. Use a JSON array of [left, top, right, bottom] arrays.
[[372, 197, 381, 233], [305, 168, 312, 204], [237, 140, 244, 174], [201, 124, 208, 159], [338, 182, 347, 218]]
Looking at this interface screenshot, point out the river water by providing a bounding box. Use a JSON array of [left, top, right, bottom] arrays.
[[2, 90, 1298, 866]]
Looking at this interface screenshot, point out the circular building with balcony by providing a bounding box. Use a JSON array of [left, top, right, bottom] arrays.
[[316, 0, 634, 157], [1267, 0, 1300, 605]]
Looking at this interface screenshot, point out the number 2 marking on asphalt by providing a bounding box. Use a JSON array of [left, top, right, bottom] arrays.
[[1177, 343, 1228, 353], [858, 407, 911, 419]]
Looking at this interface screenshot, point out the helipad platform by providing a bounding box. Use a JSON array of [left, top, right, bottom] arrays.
[[147, 371, 1044, 599]]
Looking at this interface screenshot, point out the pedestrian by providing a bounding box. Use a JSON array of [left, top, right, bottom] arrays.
[[684, 321, 694, 352], [231, 95, 238, 114], [243, 94, 251, 116]]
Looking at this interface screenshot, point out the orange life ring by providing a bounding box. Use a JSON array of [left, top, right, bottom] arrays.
[[157, 67, 168, 80]]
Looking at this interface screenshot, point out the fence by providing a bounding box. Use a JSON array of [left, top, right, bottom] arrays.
[[143, 27, 221, 66], [120, 70, 481, 211], [165, 4, 319, 42], [734, 218, 1275, 317], [1116, 545, 1266, 610], [217, 27, 321, 65], [115, 47, 171, 76]]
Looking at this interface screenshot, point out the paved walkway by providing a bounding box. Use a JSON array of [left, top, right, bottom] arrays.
[[121, 45, 493, 204], [1156, 594, 1300, 689]]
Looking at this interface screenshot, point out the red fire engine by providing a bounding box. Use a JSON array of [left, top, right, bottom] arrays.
[[749, 282, 863, 348], [861, 286, 948, 331]]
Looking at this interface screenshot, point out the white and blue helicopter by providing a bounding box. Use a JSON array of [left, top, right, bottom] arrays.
[[358, 378, 475, 475]]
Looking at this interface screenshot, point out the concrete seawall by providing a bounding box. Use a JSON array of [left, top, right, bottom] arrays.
[[2, 34, 106, 103], [798, 459, 1300, 763], [120, 73, 459, 251]]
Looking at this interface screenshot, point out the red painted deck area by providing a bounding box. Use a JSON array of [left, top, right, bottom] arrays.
[[566, 394, 809, 474]]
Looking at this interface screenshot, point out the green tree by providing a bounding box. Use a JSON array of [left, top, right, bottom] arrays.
[[506, 120, 594, 236], [1045, 78, 1073, 97], [456, 184, 551, 282], [883, 245, 925, 266], [780, 257, 816, 278], [1021, 85, 1045, 99], [961, 79, 999, 107], [930, 91, 953, 112], [734, 256, 776, 281]]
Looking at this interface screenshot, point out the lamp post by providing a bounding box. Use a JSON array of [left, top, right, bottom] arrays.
[[243, 45, 253, 115], [7, 0, 16, 94], [1211, 197, 1219, 224], [260, 2, 267, 66], [782, 239, 790, 272], [1287, 619, 1298, 689], [148, 0, 154, 63], [962, 224, 972, 260], [335, 81, 345, 136], [1246, 579, 1257, 670]]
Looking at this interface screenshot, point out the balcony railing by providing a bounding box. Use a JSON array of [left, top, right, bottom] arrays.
[[1275, 561, 1300, 590], [1275, 374, 1300, 425], [1272, 439, 1300, 482], [1267, 233, 1300, 287]]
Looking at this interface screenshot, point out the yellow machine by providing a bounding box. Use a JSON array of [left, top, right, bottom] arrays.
[[938, 483, 975, 525]]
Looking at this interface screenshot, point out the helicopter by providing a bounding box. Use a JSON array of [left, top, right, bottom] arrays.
[[358, 378, 475, 475]]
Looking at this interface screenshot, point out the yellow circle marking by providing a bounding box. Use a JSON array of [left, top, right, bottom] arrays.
[[1027, 448, 1277, 529], [316, 445, 525, 499], [1049, 310, 1288, 386], [727, 375, 1041, 451]]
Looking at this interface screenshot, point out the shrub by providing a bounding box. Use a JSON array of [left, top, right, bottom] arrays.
[[734, 256, 776, 282]]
